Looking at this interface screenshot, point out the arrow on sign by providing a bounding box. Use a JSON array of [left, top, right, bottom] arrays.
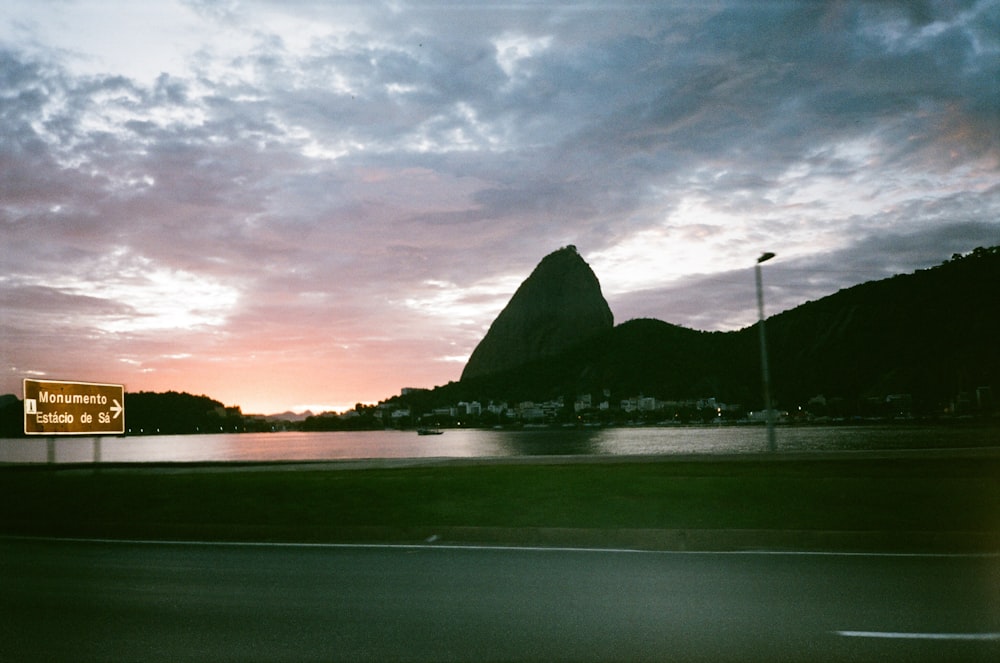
[[110, 399, 123, 419]]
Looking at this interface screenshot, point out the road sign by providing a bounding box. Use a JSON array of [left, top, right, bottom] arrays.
[[23, 379, 125, 435]]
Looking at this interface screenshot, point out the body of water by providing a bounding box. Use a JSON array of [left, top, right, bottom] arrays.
[[0, 424, 996, 464]]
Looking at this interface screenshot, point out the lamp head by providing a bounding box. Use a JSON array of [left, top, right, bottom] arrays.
[[757, 252, 776, 264]]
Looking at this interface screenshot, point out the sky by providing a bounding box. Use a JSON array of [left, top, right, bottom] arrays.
[[1, 1, 998, 415]]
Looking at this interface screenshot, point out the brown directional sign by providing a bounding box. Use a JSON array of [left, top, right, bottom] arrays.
[[23, 379, 125, 435]]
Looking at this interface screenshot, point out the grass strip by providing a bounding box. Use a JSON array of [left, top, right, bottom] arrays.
[[2, 455, 998, 551]]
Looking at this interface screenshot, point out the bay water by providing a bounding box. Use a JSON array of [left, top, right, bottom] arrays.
[[1, 424, 995, 464]]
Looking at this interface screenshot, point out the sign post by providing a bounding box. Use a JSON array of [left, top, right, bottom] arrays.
[[23, 379, 125, 436]]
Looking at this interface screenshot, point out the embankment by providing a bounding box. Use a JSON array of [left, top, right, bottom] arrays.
[[2, 449, 998, 553]]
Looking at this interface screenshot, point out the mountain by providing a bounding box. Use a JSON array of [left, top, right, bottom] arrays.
[[460, 245, 614, 381], [761, 247, 999, 413], [124, 391, 245, 434], [0, 394, 22, 437], [442, 246, 1000, 417], [262, 410, 315, 422]]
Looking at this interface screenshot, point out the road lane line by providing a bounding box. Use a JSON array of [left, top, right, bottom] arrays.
[[836, 631, 1000, 641], [4, 535, 1000, 558]]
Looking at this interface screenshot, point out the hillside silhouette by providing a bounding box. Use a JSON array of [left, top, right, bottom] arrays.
[[423, 246, 999, 418], [462, 245, 614, 380], [0, 391, 265, 438]]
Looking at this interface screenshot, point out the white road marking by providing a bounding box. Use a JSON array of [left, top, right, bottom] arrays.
[[836, 630, 1000, 641], [3, 534, 999, 558]]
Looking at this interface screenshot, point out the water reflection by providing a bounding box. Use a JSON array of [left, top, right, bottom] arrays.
[[490, 428, 603, 456], [594, 426, 767, 455], [0, 424, 996, 464]]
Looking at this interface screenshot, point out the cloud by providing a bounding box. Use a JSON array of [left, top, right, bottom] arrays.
[[610, 217, 1000, 332], [1, 1, 997, 412]]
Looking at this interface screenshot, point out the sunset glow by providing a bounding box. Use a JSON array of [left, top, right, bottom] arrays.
[[2, 1, 998, 414]]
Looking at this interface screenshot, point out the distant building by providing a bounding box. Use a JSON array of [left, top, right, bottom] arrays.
[[518, 402, 545, 420], [697, 398, 718, 411], [487, 401, 508, 415], [976, 386, 994, 412], [456, 401, 482, 416], [521, 406, 545, 420], [638, 397, 658, 412], [885, 394, 913, 417]]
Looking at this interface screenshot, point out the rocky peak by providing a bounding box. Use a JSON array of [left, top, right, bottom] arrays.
[[461, 246, 614, 381]]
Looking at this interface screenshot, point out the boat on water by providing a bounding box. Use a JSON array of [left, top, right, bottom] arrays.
[[416, 428, 444, 435]]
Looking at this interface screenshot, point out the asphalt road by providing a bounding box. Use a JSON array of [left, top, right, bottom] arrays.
[[1, 537, 998, 662]]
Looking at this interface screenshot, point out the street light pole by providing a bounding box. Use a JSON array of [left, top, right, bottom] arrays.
[[756, 252, 776, 452]]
